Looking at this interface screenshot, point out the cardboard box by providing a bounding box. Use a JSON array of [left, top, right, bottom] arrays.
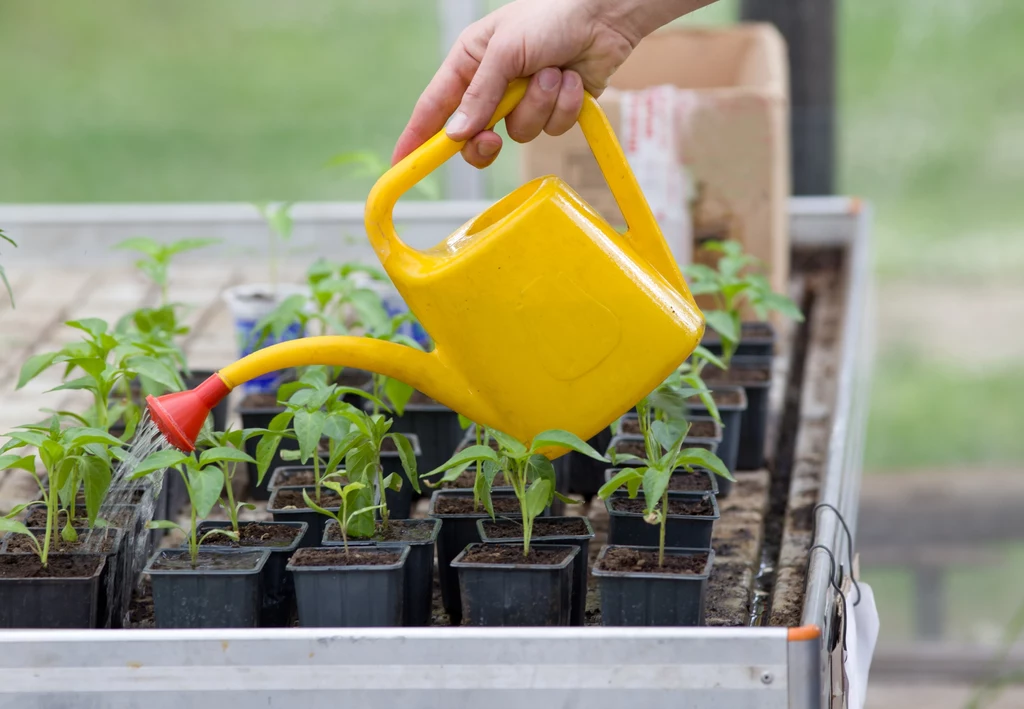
[[520, 23, 790, 316]]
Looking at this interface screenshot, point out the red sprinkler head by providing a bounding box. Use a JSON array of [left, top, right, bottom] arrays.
[[146, 374, 231, 453]]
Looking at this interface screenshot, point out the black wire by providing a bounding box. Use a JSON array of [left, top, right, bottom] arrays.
[[808, 544, 848, 653], [812, 502, 862, 606]]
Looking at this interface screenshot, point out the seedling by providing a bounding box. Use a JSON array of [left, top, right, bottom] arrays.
[[254, 201, 294, 290], [134, 447, 254, 567], [17, 318, 184, 436], [429, 430, 605, 556], [0, 419, 123, 564], [301, 481, 383, 557], [365, 311, 423, 416], [195, 427, 266, 534], [0, 228, 16, 307], [599, 397, 732, 567], [113, 236, 220, 306], [255, 367, 381, 506], [684, 239, 804, 363]]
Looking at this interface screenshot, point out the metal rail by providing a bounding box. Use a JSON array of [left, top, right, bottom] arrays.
[[0, 197, 871, 708]]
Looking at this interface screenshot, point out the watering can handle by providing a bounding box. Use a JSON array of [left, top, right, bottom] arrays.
[[366, 78, 688, 295]]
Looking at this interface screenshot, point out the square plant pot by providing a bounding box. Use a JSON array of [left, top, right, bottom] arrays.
[[701, 321, 776, 359], [702, 356, 771, 470], [477, 516, 594, 626], [427, 488, 522, 625], [592, 545, 713, 626], [194, 521, 308, 628], [604, 467, 720, 496], [605, 491, 720, 549], [322, 517, 441, 627], [451, 543, 578, 627], [288, 546, 409, 627], [686, 385, 748, 494], [0, 553, 106, 629], [146, 548, 269, 629], [267, 485, 339, 547]]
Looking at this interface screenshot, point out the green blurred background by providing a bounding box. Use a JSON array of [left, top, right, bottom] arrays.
[[2, 0, 1022, 646]]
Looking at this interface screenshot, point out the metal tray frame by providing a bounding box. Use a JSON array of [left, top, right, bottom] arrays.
[[0, 197, 872, 709]]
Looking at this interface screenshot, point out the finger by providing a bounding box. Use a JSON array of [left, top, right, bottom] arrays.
[[504, 68, 562, 144], [543, 70, 585, 136], [392, 32, 484, 165], [460, 131, 503, 169], [446, 40, 519, 141]]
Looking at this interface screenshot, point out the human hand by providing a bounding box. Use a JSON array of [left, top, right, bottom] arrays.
[[391, 0, 644, 169]]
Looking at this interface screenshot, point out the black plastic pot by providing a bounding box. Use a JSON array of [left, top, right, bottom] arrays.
[[288, 546, 409, 627], [145, 548, 269, 628], [377, 397, 462, 491], [451, 543, 577, 626], [238, 397, 295, 501], [427, 488, 520, 625], [267, 485, 336, 547], [704, 356, 771, 470], [322, 517, 441, 627], [477, 517, 594, 626], [604, 467, 719, 497], [702, 321, 776, 359], [194, 521, 308, 628], [605, 491, 720, 549], [566, 427, 613, 500], [686, 385, 748, 494], [0, 553, 106, 629], [267, 465, 315, 492], [592, 545, 713, 626]]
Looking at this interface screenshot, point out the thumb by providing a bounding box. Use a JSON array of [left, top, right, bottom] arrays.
[[445, 44, 518, 142]]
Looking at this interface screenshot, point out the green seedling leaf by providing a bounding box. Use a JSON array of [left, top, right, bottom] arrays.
[[387, 433, 420, 494], [650, 419, 687, 456], [126, 356, 182, 393], [524, 479, 552, 519], [65, 318, 108, 339], [489, 429, 527, 458], [641, 465, 673, 517], [703, 309, 740, 343], [147, 520, 183, 532], [189, 464, 225, 519], [383, 377, 414, 417], [457, 414, 473, 430], [382, 472, 402, 492], [0, 454, 37, 474], [531, 430, 606, 461], [198, 529, 239, 546], [65, 427, 125, 448], [426, 445, 499, 477], [598, 467, 643, 499], [17, 353, 58, 389], [131, 449, 190, 479], [674, 448, 734, 482], [554, 491, 583, 506], [80, 455, 112, 527], [198, 447, 256, 467], [526, 454, 557, 487]]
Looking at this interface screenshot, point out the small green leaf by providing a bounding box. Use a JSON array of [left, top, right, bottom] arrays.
[[531, 430, 606, 461], [489, 429, 527, 458], [382, 472, 402, 492], [80, 456, 112, 527], [703, 309, 740, 343], [524, 479, 552, 518], [198, 447, 256, 467], [526, 454, 556, 486], [425, 445, 499, 477], [387, 433, 419, 495], [675, 448, 734, 482], [126, 356, 182, 393], [17, 352, 58, 389], [130, 449, 190, 478], [146, 520, 183, 532], [0, 517, 34, 538], [641, 465, 673, 516], [0, 454, 37, 474], [188, 464, 225, 519], [383, 377, 414, 416], [598, 467, 643, 499]]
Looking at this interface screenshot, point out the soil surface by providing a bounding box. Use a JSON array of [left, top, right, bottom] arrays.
[[619, 419, 719, 439], [270, 488, 342, 510], [150, 551, 264, 571], [324, 519, 435, 543], [712, 526, 756, 559], [198, 522, 302, 548], [272, 469, 348, 488], [239, 393, 283, 410], [668, 473, 715, 492], [481, 518, 589, 539], [689, 388, 745, 408], [458, 545, 571, 566], [433, 495, 521, 515], [289, 548, 402, 567], [24, 507, 133, 528], [789, 502, 815, 532], [614, 439, 713, 457], [610, 496, 714, 517], [596, 547, 708, 575], [442, 467, 509, 489], [703, 365, 771, 384], [5, 528, 116, 554], [0, 554, 102, 579]]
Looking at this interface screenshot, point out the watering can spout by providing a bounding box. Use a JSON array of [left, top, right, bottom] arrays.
[[147, 337, 475, 453]]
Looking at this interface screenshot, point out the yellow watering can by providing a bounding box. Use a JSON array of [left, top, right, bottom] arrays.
[[147, 78, 704, 454]]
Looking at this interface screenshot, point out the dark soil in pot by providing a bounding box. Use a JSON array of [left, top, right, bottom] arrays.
[[702, 357, 771, 470], [0, 553, 106, 629], [238, 392, 294, 501], [3, 527, 127, 629], [592, 545, 712, 626], [323, 518, 441, 627], [618, 416, 722, 440], [287, 546, 408, 627], [606, 492, 720, 549], [605, 467, 720, 496], [145, 548, 269, 628], [478, 517, 594, 626], [196, 521, 307, 627], [451, 543, 577, 626], [427, 489, 521, 625], [267, 486, 340, 546], [440, 466, 510, 490], [610, 434, 718, 459]]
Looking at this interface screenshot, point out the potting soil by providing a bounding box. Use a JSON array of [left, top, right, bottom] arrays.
[[0, 554, 102, 579], [198, 522, 302, 547], [270, 488, 343, 510], [597, 548, 708, 575], [458, 545, 571, 565], [324, 520, 435, 543], [481, 518, 589, 539], [289, 548, 402, 567], [610, 496, 715, 516]]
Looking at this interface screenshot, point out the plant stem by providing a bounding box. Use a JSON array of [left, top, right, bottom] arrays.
[[659, 488, 668, 568], [376, 461, 389, 532], [313, 450, 322, 504], [42, 490, 53, 567], [223, 464, 239, 533], [189, 504, 198, 568]]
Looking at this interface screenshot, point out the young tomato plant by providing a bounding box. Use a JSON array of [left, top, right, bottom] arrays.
[[431, 430, 605, 556], [302, 481, 383, 557], [254, 201, 294, 290], [134, 447, 253, 567], [0, 419, 123, 563], [195, 427, 266, 533], [0, 228, 16, 307], [600, 398, 732, 567], [113, 236, 220, 307], [684, 239, 804, 363]]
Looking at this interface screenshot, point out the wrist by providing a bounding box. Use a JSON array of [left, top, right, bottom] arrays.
[[589, 0, 716, 43]]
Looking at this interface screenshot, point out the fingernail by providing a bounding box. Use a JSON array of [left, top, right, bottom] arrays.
[[477, 142, 499, 158], [446, 110, 469, 137], [563, 72, 581, 90], [539, 68, 560, 91]]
